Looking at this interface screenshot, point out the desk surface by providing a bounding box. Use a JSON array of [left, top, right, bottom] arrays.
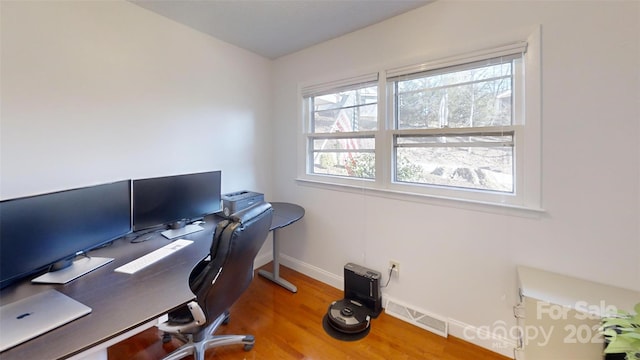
[[0, 214, 219, 360], [0, 202, 301, 360], [518, 265, 640, 317], [270, 202, 304, 230]]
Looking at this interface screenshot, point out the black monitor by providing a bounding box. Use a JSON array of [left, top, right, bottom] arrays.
[[0, 180, 132, 290], [132, 171, 221, 238]]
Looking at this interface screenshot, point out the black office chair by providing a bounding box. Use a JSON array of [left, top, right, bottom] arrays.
[[158, 202, 273, 360]]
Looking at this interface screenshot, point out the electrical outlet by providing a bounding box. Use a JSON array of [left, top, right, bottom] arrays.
[[389, 260, 400, 277]]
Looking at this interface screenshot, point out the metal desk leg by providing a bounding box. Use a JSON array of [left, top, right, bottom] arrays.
[[258, 229, 297, 293]]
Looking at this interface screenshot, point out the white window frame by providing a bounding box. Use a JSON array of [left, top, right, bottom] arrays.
[[297, 29, 542, 212], [301, 73, 380, 186], [385, 47, 525, 205]]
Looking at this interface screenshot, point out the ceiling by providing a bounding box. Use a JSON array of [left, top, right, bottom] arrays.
[[130, 0, 431, 59]]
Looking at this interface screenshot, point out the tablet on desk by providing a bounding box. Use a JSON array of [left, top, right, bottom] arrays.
[[0, 289, 91, 352]]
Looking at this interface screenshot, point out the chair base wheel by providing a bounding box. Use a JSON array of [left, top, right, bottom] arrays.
[[162, 332, 172, 344], [243, 334, 255, 351]]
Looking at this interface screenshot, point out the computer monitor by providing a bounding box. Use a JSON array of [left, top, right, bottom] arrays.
[[0, 180, 132, 290], [132, 171, 222, 239]]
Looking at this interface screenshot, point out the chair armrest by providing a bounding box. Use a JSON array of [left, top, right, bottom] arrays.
[[158, 301, 206, 334]]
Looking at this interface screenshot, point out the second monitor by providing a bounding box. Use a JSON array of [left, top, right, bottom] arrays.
[[132, 171, 222, 239]]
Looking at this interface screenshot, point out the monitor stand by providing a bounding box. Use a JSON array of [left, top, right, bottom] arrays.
[[161, 224, 204, 240], [32, 256, 114, 285]]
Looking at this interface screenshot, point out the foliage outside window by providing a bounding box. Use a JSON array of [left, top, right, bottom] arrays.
[[301, 39, 540, 209], [307, 84, 377, 179], [391, 56, 519, 194]]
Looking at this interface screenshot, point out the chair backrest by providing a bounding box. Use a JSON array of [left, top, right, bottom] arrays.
[[188, 202, 273, 324]]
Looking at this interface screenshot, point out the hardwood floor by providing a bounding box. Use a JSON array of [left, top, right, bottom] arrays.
[[108, 264, 510, 360]]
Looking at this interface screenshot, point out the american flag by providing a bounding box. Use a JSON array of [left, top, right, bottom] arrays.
[[333, 110, 359, 175]]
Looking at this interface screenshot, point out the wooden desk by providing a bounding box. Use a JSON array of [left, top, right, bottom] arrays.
[[258, 202, 304, 293], [0, 214, 221, 360]]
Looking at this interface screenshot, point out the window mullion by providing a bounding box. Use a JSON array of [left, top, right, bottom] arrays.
[[376, 71, 391, 187], [393, 126, 516, 137], [308, 131, 376, 140]]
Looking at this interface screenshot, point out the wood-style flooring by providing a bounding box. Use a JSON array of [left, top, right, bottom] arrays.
[[108, 264, 510, 360]]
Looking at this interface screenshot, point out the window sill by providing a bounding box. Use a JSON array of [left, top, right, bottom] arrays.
[[295, 177, 545, 218]]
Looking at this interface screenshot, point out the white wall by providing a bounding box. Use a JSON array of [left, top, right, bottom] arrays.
[[2, 0, 638, 355], [1, 0, 273, 199], [272, 0, 640, 353]]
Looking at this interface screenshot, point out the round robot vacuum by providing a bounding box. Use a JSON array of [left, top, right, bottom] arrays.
[[326, 299, 371, 334]]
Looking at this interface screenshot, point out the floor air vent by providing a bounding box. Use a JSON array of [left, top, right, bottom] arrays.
[[384, 297, 448, 337]]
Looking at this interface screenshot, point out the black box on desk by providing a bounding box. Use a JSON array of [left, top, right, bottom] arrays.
[[221, 191, 264, 217]]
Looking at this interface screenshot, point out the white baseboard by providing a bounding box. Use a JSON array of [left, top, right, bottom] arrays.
[[279, 254, 343, 290], [272, 254, 515, 359], [254, 252, 273, 269]]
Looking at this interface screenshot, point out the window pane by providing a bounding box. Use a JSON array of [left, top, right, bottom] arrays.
[[312, 86, 377, 133], [314, 86, 377, 110], [395, 144, 513, 192], [396, 62, 512, 130], [312, 138, 375, 179]]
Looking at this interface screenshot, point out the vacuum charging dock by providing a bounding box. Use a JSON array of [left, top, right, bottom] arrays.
[[324, 263, 382, 338]]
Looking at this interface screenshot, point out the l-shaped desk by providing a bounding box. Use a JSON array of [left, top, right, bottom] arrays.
[[0, 202, 304, 360]]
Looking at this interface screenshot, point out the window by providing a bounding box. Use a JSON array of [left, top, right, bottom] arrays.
[[390, 55, 520, 194], [300, 36, 541, 210], [303, 76, 378, 179]]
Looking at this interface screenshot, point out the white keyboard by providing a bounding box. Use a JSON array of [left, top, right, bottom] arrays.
[[114, 239, 193, 274]]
